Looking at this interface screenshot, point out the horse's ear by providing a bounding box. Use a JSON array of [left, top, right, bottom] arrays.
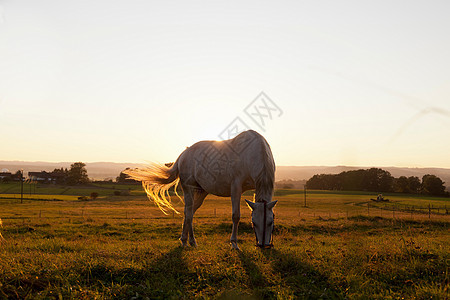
[[267, 200, 278, 210], [245, 199, 256, 210]]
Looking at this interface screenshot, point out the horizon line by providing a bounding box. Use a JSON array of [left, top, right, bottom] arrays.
[[1, 160, 450, 170]]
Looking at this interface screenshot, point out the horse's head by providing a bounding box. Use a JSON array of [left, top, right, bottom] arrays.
[[245, 199, 277, 249]]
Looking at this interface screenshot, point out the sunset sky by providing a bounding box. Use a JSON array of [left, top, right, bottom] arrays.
[[1, 1, 449, 168]]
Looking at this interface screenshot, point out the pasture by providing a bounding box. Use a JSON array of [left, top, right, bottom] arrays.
[[0, 184, 448, 299]]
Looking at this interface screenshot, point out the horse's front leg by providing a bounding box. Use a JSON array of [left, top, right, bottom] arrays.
[[180, 187, 196, 247], [230, 183, 242, 250]]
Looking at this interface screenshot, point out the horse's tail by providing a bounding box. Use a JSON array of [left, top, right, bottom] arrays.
[[124, 159, 182, 214]]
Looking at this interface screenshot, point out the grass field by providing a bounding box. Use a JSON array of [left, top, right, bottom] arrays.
[[0, 183, 449, 299]]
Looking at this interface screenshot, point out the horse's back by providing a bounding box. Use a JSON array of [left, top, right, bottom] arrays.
[[177, 130, 274, 196], [230, 130, 275, 178]]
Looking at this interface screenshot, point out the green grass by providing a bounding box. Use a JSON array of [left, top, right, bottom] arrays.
[[0, 194, 80, 201], [0, 182, 145, 197], [0, 185, 449, 299]]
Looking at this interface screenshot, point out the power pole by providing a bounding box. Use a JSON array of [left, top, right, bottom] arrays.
[[304, 185, 307, 207], [20, 169, 24, 204]]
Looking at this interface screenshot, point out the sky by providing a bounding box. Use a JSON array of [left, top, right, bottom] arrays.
[[1, 0, 450, 168]]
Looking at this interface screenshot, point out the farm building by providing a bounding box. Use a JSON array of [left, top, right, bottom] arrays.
[[0, 169, 22, 182], [28, 171, 65, 183], [0, 172, 13, 181]]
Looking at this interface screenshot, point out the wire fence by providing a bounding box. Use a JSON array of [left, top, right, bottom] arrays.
[[1, 201, 449, 225]]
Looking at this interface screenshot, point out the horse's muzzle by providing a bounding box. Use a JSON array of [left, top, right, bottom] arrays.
[[256, 243, 274, 249]]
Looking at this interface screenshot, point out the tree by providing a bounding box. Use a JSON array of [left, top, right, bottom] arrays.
[[340, 170, 365, 191], [421, 174, 445, 196], [13, 170, 23, 181], [395, 176, 409, 193], [407, 176, 421, 194], [116, 168, 138, 183], [306, 174, 339, 190], [51, 168, 68, 185], [394, 176, 421, 194], [67, 162, 89, 185], [363, 168, 394, 192]]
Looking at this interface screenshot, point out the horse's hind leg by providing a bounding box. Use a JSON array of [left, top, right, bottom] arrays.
[[230, 183, 242, 250], [186, 189, 207, 246], [193, 189, 208, 214], [180, 186, 197, 247]]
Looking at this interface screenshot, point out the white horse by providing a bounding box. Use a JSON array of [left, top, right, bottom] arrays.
[[125, 130, 277, 249]]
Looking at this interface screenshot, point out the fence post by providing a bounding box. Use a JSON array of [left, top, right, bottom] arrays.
[[304, 186, 307, 207], [428, 204, 431, 219], [20, 169, 24, 204]]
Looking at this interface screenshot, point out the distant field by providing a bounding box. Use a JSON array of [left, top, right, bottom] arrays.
[[0, 183, 448, 299], [0, 182, 146, 197], [0, 194, 79, 201]]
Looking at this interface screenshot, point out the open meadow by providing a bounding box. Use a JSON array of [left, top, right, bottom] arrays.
[[0, 183, 448, 299]]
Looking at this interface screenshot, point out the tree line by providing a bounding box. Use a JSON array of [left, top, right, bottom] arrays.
[[34, 162, 90, 185], [1, 162, 90, 185], [306, 168, 448, 196], [53, 162, 90, 185]]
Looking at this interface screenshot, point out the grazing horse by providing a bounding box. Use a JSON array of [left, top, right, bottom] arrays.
[[125, 130, 277, 249]]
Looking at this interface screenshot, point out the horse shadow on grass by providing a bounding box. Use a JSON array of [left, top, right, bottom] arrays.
[[85, 246, 194, 299], [236, 250, 273, 298], [237, 248, 342, 299], [0, 247, 191, 299], [202, 216, 449, 238]]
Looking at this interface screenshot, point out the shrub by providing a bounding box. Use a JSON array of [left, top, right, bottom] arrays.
[[113, 190, 130, 196]]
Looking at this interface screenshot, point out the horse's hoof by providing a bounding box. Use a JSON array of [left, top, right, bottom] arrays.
[[231, 241, 240, 250]]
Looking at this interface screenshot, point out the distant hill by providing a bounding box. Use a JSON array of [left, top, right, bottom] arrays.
[[2, 161, 450, 189]]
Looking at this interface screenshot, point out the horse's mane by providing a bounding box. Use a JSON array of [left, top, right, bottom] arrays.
[[233, 130, 275, 202], [255, 139, 275, 202]]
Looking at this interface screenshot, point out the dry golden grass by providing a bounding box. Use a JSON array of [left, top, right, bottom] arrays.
[[0, 189, 449, 299]]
